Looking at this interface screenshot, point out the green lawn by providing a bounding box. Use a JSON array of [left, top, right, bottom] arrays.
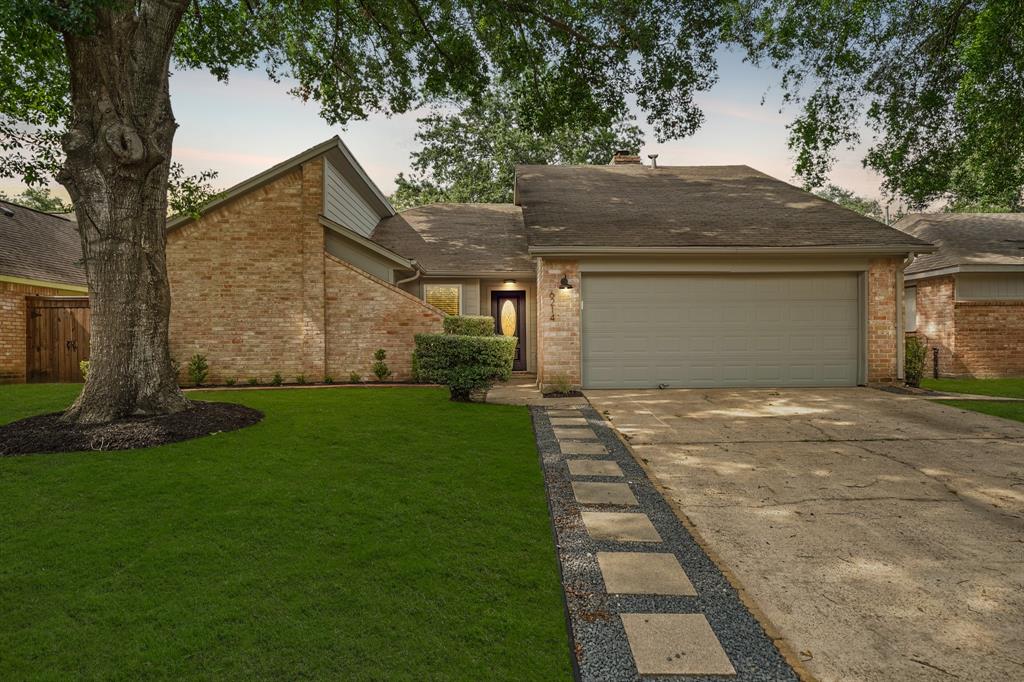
[[937, 399, 1024, 424], [922, 377, 1024, 398], [0, 385, 571, 681]]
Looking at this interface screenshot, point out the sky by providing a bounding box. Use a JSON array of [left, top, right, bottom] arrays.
[[2, 48, 888, 205]]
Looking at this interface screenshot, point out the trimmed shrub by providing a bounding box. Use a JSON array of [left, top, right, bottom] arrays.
[[188, 354, 209, 386], [414, 333, 517, 401], [905, 336, 927, 387], [372, 348, 391, 381], [442, 315, 495, 337]]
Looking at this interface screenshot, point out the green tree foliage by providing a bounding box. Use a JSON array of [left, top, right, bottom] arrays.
[[729, 0, 1024, 210], [391, 82, 645, 208], [812, 184, 884, 222], [167, 163, 220, 218], [0, 0, 725, 422], [0, 186, 72, 212]]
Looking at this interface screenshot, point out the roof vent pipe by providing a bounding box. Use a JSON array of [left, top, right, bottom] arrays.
[[647, 154, 658, 169]]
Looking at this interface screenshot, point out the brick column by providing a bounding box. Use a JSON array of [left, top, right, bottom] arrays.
[[536, 257, 581, 390], [867, 257, 902, 383]]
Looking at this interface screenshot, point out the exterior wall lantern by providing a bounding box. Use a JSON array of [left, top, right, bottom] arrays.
[[559, 275, 574, 290]]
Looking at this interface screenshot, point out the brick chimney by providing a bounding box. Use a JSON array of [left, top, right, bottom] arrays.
[[610, 150, 642, 165]]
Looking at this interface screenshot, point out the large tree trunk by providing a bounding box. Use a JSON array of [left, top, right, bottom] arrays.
[[58, 2, 191, 425]]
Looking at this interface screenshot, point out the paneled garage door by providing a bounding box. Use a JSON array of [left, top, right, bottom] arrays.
[[582, 273, 861, 388]]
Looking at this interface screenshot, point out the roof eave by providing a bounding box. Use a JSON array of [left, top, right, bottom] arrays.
[[320, 216, 413, 269], [527, 245, 936, 256], [905, 263, 1024, 281]]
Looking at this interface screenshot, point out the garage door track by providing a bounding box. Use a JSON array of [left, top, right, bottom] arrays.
[[586, 387, 1024, 682]]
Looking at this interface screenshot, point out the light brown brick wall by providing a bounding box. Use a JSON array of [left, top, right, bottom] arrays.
[[0, 280, 85, 383], [324, 254, 443, 381], [867, 257, 902, 383], [912, 275, 958, 376], [167, 164, 317, 384], [952, 301, 1024, 377], [536, 258, 581, 389]]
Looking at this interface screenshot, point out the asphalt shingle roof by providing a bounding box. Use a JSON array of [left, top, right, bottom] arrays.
[[0, 201, 86, 287], [370, 203, 532, 273], [895, 213, 1024, 275], [515, 164, 931, 250]]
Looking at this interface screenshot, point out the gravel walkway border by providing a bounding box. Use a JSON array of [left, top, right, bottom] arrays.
[[532, 404, 799, 682]]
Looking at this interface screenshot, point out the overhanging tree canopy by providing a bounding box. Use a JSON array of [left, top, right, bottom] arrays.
[[0, 0, 723, 423]]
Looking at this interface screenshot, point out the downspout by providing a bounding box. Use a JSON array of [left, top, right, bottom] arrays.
[[395, 259, 421, 287], [896, 252, 917, 381]]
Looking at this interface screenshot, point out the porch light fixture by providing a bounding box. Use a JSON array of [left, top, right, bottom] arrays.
[[559, 275, 573, 290], [503, 278, 517, 284]]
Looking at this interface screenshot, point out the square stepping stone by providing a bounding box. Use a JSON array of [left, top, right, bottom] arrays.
[[597, 552, 696, 596], [547, 409, 582, 417], [567, 459, 623, 477], [553, 427, 599, 440], [620, 613, 735, 676], [550, 417, 589, 426], [572, 481, 638, 506], [581, 512, 661, 542], [559, 441, 609, 455]]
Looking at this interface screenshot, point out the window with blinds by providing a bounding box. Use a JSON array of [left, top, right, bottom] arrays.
[[425, 284, 461, 315]]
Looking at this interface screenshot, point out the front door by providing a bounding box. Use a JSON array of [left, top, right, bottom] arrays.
[[491, 291, 527, 371]]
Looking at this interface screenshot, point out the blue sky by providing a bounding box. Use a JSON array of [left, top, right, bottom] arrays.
[[3, 48, 886, 203]]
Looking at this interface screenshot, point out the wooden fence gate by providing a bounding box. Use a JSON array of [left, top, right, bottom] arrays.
[[26, 296, 91, 383]]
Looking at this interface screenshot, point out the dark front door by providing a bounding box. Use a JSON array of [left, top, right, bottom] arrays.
[[491, 290, 527, 371]]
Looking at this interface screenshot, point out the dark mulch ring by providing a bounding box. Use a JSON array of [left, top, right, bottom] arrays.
[[0, 401, 262, 456], [543, 390, 586, 398]]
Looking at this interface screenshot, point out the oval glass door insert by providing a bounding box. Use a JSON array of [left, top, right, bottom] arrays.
[[500, 299, 517, 336]]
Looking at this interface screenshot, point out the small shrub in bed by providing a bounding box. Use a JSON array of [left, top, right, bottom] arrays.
[[348, 371, 362, 383], [414, 333, 517, 401], [79, 360, 90, 380], [372, 349, 392, 381], [271, 373, 283, 386], [323, 375, 334, 384], [442, 315, 494, 337], [188, 354, 209, 387], [247, 377, 260, 386], [905, 336, 927, 387], [225, 377, 237, 386], [295, 374, 307, 385]]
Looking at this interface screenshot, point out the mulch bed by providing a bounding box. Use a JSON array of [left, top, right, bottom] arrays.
[[0, 400, 262, 456]]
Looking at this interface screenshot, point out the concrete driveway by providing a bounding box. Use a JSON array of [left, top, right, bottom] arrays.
[[585, 387, 1024, 682]]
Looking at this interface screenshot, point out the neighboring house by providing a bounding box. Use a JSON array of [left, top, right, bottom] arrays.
[[0, 201, 89, 382], [896, 213, 1024, 378], [166, 140, 930, 389]]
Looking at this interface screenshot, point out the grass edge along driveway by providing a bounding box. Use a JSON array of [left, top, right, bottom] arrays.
[[923, 378, 1024, 424], [0, 385, 572, 681]]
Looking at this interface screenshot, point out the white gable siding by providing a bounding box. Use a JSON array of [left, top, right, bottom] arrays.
[[323, 159, 379, 236], [957, 272, 1024, 300]]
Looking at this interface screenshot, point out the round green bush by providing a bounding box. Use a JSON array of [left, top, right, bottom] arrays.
[[414, 333, 517, 401]]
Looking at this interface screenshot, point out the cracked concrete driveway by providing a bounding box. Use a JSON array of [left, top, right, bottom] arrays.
[[586, 387, 1024, 682]]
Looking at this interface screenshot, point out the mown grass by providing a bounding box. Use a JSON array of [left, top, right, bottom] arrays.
[[921, 377, 1024, 398], [0, 385, 570, 680], [937, 399, 1024, 424]]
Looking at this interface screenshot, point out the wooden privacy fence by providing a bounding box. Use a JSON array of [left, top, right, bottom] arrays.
[[26, 296, 91, 383]]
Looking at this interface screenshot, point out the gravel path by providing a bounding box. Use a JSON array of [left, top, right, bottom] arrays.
[[532, 404, 799, 682]]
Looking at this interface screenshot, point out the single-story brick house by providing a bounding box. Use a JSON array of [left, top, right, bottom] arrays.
[[0, 138, 933, 389], [165, 138, 931, 389], [0, 201, 88, 383], [896, 213, 1024, 378]]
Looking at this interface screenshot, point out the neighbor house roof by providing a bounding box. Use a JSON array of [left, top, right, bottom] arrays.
[[167, 136, 395, 231], [895, 213, 1024, 277], [0, 201, 87, 289], [515, 164, 932, 253], [370, 203, 532, 275]]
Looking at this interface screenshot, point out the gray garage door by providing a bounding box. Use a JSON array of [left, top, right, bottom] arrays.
[[582, 273, 861, 388]]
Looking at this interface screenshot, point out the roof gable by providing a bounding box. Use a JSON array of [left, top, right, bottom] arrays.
[[515, 164, 931, 252]]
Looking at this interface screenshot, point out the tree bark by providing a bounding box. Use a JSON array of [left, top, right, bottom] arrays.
[[58, 1, 191, 424]]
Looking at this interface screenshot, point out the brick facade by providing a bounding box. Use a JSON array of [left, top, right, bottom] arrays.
[[324, 254, 443, 381], [866, 257, 902, 383], [536, 258, 581, 390], [0, 280, 84, 383], [912, 274, 1024, 377], [167, 157, 441, 385]]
